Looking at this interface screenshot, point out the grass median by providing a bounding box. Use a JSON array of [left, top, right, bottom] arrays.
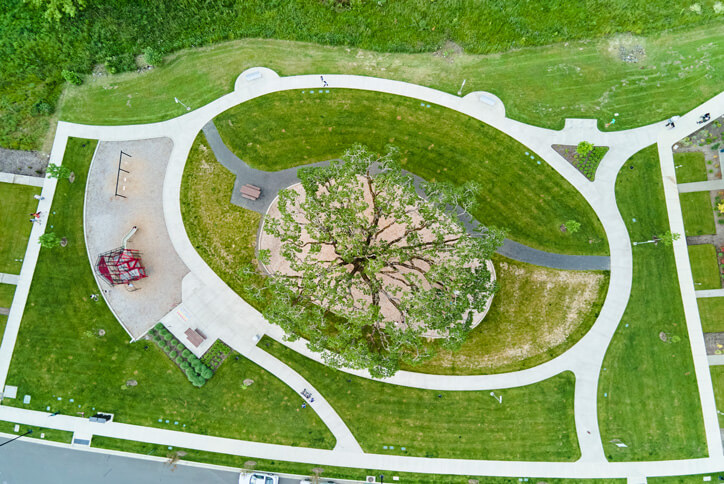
[[598, 145, 706, 461], [0, 182, 41, 274]]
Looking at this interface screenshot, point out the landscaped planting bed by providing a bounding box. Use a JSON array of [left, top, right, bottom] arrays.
[[552, 143, 609, 181], [201, 339, 233, 371], [148, 323, 214, 387]]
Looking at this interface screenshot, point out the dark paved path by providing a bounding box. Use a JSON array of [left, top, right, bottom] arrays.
[[202, 121, 610, 271]]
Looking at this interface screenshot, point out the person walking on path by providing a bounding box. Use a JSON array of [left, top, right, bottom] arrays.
[[33, 194, 44, 201], [321, 75, 328, 87], [698, 113, 711, 124]]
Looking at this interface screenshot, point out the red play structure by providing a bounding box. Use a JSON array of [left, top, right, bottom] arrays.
[[95, 247, 147, 286]]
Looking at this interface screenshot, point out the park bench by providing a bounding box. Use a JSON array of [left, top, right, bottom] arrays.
[[240, 184, 262, 200], [479, 94, 497, 106], [245, 70, 262, 81], [185, 327, 206, 347]]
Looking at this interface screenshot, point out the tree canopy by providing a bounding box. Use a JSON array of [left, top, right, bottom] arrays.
[[260, 146, 503, 377]]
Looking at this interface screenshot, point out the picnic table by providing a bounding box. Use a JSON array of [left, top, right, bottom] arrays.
[[185, 327, 206, 347]]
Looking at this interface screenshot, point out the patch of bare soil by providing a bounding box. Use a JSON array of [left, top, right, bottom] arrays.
[[606, 33, 646, 63], [433, 41, 464, 62]]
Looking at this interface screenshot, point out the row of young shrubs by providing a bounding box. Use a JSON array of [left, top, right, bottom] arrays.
[[149, 323, 214, 387]]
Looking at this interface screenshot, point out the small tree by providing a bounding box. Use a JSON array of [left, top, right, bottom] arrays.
[[61, 69, 83, 85], [28, 0, 86, 21], [38, 232, 61, 248], [46, 163, 71, 179], [576, 141, 594, 157], [658, 230, 681, 247], [564, 220, 581, 233]]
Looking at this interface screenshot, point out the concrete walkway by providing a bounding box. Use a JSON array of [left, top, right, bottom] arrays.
[[204, 120, 611, 272], [4, 67, 723, 479], [678, 179, 724, 193], [0, 273, 19, 285], [0, 171, 44, 187], [697, 288, 724, 298]]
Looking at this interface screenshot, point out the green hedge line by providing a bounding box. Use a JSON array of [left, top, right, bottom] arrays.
[[150, 322, 214, 387]]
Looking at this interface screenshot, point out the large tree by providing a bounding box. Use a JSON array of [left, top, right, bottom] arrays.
[[260, 146, 503, 377]]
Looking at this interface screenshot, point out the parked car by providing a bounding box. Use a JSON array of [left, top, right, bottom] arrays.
[[239, 472, 279, 484]]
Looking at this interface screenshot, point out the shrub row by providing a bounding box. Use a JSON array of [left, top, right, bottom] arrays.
[[150, 323, 215, 387]]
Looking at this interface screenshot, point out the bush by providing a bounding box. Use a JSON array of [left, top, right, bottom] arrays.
[[61, 70, 82, 85], [171, 339, 179, 346], [180, 361, 190, 370], [182, 349, 191, 358], [31, 100, 54, 116], [160, 328, 170, 336], [155, 323, 164, 331], [104, 53, 136, 74], [143, 47, 164, 66], [176, 343, 185, 351], [38, 232, 62, 248], [163, 333, 173, 341], [576, 141, 594, 157], [169, 351, 178, 358], [175, 355, 184, 364], [200, 367, 213, 379]]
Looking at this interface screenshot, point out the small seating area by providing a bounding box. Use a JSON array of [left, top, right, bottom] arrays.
[[185, 327, 207, 347], [240, 183, 261, 200]]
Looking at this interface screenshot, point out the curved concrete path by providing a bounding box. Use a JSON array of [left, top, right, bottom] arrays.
[[202, 120, 611, 271], [16, 67, 722, 479]]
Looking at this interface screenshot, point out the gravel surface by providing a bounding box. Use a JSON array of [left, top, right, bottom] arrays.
[[0, 148, 49, 177]]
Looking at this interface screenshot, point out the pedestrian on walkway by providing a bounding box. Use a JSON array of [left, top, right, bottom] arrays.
[[321, 75, 328, 87], [33, 194, 44, 200], [697, 113, 711, 124]]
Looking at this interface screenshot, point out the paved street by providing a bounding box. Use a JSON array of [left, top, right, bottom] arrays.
[[0, 438, 236, 484]]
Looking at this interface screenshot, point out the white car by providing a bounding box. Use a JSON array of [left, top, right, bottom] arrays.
[[240, 472, 279, 484]]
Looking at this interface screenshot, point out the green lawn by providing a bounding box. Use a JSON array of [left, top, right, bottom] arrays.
[[598, 145, 706, 461], [0, 182, 41, 274], [680, 192, 715, 236], [57, 22, 723, 137], [689, 244, 721, 290], [0, 284, 15, 308], [213, 89, 607, 256], [261, 337, 579, 461], [0, 420, 73, 444], [403, 256, 609, 375], [2, 137, 334, 450], [711, 366, 724, 426], [698, 297, 724, 333], [92, 436, 623, 484], [650, 473, 724, 484], [675, 152, 707, 184]]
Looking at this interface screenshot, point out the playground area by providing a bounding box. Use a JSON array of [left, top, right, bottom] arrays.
[[84, 138, 189, 339]]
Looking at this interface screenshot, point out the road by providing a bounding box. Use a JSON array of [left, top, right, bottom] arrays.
[[0, 436, 321, 484]]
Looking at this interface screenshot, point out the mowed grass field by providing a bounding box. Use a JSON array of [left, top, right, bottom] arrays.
[[213, 89, 607, 256], [698, 297, 724, 333], [598, 145, 706, 461], [689, 244, 721, 289], [3, 137, 334, 450], [0, 182, 41, 274], [674, 152, 707, 183], [404, 256, 608, 375], [58, 23, 723, 135], [680, 192, 715, 236], [261, 337, 580, 461]]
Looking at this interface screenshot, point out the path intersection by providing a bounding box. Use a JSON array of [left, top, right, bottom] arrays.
[[0, 67, 723, 481]]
